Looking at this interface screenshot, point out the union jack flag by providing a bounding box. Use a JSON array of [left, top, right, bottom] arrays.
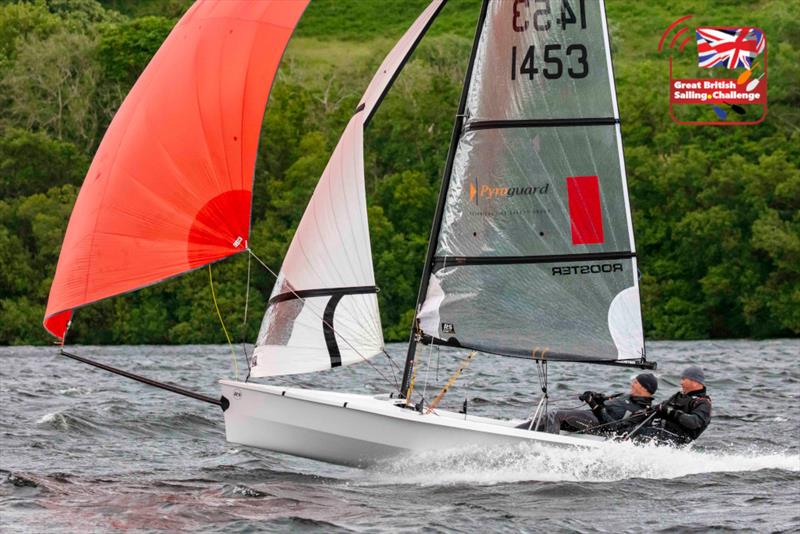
[[696, 27, 765, 69]]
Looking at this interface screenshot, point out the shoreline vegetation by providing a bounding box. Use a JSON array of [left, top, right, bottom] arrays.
[[1, 0, 797, 345]]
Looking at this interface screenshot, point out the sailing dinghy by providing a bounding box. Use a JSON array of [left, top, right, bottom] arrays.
[[45, 0, 654, 468]]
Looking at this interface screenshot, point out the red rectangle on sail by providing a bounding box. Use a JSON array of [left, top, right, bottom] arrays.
[[567, 176, 604, 245]]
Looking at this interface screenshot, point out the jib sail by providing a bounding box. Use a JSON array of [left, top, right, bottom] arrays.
[[250, 0, 446, 377], [413, 0, 645, 365]]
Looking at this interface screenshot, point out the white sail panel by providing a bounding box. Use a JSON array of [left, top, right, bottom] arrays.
[[252, 117, 382, 377], [436, 126, 632, 258], [416, 0, 645, 363], [466, 0, 615, 120], [253, 0, 446, 377], [254, 289, 383, 376], [608, 277, 644, 360]]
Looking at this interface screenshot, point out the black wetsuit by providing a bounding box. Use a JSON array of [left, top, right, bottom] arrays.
[[519, 393, 652, 435], [652, 388, 712, 444], [590, 394, 653, 432]]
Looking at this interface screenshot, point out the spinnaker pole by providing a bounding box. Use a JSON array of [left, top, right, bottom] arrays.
[[401, 0, 490, 398]]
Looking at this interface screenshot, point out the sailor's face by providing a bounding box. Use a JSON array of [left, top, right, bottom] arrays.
[[630, 379, 651, 397], [681, 377, 703, 393]]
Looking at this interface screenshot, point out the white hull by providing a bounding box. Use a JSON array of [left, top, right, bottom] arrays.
[[220, 380, 604, 467]]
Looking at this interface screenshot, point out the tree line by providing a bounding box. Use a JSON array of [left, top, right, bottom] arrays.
[[1, 0, 797, 345]]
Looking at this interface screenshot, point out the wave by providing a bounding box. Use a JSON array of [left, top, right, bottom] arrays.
[[366, 441, 800, 485], [56, 386, 92, 397], [35, 411, 99, 434]]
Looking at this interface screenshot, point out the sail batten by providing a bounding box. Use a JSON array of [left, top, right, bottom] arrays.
[[467, 118, 620, 130], [412, 0, 645, 367]]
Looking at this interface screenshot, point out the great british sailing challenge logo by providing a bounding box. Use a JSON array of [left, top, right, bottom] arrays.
[[659, 16, 767, 125]]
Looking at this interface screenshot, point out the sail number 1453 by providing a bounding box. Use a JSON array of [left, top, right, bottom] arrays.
[[512, 0, 587, 32], [511, 44, 588, 80], [509, 0, 590, 81]]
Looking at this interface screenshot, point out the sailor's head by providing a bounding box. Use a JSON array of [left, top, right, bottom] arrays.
[[631, 373, 657, 397], [680, 366, 705, 393]]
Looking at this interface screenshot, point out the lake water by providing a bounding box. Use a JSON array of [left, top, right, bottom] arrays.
[[1, 340, 798, 532]]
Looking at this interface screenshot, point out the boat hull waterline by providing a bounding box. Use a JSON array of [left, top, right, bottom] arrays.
[[220, 380, 604, 467]]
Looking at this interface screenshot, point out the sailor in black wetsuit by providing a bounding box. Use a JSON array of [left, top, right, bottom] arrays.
[[520, 373, 657, 435], [652, 366, 712, 444], [587, 372, 657, 433]]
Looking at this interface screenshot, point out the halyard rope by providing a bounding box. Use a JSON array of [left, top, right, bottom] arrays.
[[209, 264, 239, 381], [426, 351, 477, 414], [242, 252, 252, 381]]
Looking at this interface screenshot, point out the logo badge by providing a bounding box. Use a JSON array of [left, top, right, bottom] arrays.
[[659, 16, 767, 125], [468, 176, 549, 205]]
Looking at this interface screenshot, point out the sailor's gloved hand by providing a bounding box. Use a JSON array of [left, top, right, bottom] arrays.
[[656, 402, 676, 418], [579, 391, 606, 408]]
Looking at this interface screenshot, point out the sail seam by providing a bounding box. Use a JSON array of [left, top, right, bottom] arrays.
[[268, 285, 377, 306], [466, 118, 619, 131]]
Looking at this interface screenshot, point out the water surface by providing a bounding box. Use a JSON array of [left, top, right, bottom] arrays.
[[1, 340, 798, 532]]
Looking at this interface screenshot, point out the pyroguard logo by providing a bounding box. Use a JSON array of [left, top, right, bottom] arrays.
[[469, 176, 549, 205], [659, 16, 767, 125]]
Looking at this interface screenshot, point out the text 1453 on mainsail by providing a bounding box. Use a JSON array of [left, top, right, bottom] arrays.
[[512, 0, 588, 32], [511, 44, 589, 80]]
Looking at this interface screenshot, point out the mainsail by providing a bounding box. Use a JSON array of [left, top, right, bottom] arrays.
[[43, 0, 309, 339], [412, 0, 645, 367], [250, 0, 446, 377]]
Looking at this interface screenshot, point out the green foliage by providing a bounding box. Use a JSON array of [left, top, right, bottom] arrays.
[[294, 0, 477, 42], [0, 0, 798, 346], [0, 184, 78, 345], [0, 1, 60, 67], [97, 0, 190, 19], [96, 15, 173, 84], [1, 29, 101, 149], [0, 128, 88, 198]]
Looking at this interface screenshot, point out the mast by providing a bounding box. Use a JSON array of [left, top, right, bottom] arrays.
[[401, 0, 490, 398]]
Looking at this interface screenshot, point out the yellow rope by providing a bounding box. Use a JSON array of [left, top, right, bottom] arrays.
[[426, 351, 477, 414], [209, 265, 239, 380]]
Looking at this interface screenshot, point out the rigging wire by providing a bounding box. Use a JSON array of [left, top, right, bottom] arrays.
[[381, 349, 402, 392], [421, 341, 435, 409], [537, 358, 549, 428], [242, 252, 252, 381], [435, 345, 440, 382], [462, 365, 468, 419], [247, 249, 398, 392], [209, 265, 239, 381]]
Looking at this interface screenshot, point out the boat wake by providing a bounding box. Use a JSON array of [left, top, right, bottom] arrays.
[[366, 441, 800, 485]]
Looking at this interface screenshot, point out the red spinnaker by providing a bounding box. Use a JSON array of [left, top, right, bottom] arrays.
[[43, 0, 308, 340]]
